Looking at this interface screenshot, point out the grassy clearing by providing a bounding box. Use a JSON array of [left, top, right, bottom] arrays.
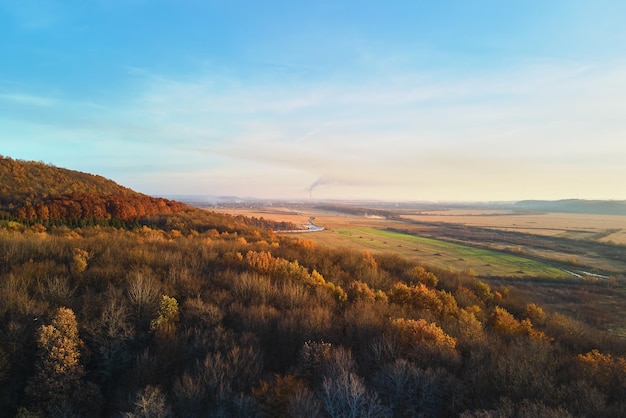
[[213, 206, 621, 277], [337, 227, 568, 278], [402, 211, 626, 244]]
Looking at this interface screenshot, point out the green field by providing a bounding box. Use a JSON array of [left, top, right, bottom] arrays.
[[336, 227, 569, 278]]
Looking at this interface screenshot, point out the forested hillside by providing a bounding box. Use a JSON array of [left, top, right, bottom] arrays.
[[0, 156, 187, 223], [0, 156, 138, 199], [1, 160, 626, 417]]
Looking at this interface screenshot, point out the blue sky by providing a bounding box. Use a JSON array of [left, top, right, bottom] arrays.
[[2, 1, 626, 201]]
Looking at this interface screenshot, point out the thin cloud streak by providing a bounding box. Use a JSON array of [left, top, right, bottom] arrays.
[[0, 93, 56, 106], [137, 60, 626, 199]]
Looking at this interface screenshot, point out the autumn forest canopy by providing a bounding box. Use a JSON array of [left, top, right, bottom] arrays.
[[0, 156, 189, 225], [1, 156, 626, 417]]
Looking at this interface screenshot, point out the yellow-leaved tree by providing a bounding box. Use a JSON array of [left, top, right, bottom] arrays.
[[150, 295, 180, 338], [26, 307, 101, 416]]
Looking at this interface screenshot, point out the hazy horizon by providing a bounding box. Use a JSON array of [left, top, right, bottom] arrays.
[[162, 194, 626, 207], [2, 1, 626, 201]]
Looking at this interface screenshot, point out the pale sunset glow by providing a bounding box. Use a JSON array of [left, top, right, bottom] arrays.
[[2, 1, 625, 201]]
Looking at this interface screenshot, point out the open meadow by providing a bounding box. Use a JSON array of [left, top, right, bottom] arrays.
[[402, 210, 626, 243], [211, 204, 626, 279]]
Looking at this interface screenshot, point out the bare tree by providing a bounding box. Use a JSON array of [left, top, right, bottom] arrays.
[[124, 385, 172, 418], [127, 270, 161, 327], [319, 371, 390, 418]]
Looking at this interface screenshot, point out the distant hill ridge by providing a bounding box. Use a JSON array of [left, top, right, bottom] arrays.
[[514, 199, 626, 216], [0, 155, 187, 222]]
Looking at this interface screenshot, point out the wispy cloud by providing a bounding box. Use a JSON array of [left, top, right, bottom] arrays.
[[98, 59, 619, 197], [3, 56, 626, 200], [0, 93, 56, 106]]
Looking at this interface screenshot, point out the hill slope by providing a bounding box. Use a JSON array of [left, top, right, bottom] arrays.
[[0, 156, 186, 222]]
